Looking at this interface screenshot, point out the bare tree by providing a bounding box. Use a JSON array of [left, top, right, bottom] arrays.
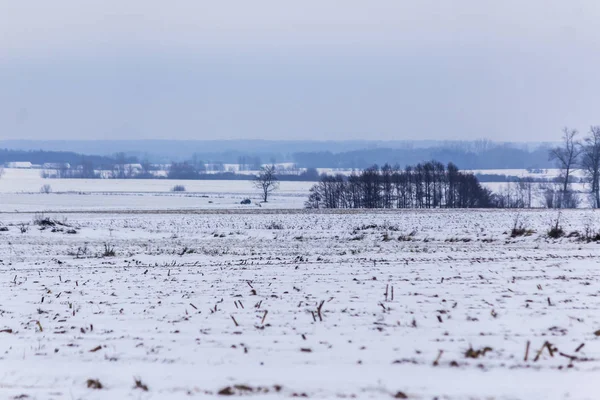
[[549, 127, 581, 208], [127, 164, 138, 178], [514, 177, 535, 208], [380, 163, 393, 208], [191, 153, 206, 173], [0, 166, 4, 179], [140, 159, 152, 177], [113, 152, 127, 179], [581, 126, 600, 208], [254, 165, 279, 202]]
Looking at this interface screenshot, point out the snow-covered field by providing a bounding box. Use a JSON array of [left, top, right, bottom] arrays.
[[0, 169, 311, 211], [0, 168, 588, 212], [1, 208, 600, 399], [3, 167, 596, 212]]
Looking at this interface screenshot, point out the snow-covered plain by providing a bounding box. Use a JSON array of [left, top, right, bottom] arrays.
[[0, 168, 593, 212], [0, 169, 311, 212], [1, 209, 600, 399]]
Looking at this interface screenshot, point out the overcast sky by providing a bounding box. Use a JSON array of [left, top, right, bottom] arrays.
[[1, 0, 599, 142]]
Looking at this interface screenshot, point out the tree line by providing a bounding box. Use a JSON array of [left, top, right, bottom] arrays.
[[0, 142, 559, 174], [167, 162, 320, 181], [0, 149, 117, 168], [305, 162, 493, 209], [293, 145, 553, 170]]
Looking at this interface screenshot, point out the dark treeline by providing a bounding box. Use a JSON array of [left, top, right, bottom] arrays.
[[167, 162, 321, 181], [306, 161, 492, 209], [293, 146, 553, 170], [0, 139, 550, 166], [0, 149, 119, 167], [2, 141, 555, 171]]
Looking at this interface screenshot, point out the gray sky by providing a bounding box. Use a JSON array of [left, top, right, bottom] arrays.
[[1, 0, 600, 142]]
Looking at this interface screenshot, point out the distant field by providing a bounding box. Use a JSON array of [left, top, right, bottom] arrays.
[[0, 168, 592, 212], [0, 169, 311, 212]]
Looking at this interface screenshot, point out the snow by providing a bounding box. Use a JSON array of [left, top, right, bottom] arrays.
[[1, 208, 600, 399], [0, 169, 313, 195], [0, 169, 311, 212], [2, 167, 594, 212]]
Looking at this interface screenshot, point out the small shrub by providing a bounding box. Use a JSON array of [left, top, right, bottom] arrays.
[[240, 198, 252, 205], [547, 212, 565, 239], [33, 213, 49, 226], [87, 379, 103, 389], [32, 213, 71, 228], [398, 230, 417, 241], [102, 243, 116, 257], [75, 245, 89, 258], [356, 224, 379, 231], [510, 214, 534, 237], [511, 213, 522, 234], [588, 233, 600, 242], [171, 185, 186, 192], [266, 221, 284, 230], [580, 218, 600, 242], [40, 184, 52, 194], [548, 226, 565, 239]]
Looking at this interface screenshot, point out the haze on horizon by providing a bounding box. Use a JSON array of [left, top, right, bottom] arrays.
[[1, 0, 599, 143]]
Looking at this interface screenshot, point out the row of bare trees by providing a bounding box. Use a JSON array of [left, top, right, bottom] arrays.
[[305, 162, 492, 209], [491, 178, 574, 209], [550, 126, 600, 208]]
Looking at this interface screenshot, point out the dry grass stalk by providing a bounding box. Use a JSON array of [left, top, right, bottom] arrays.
[[317, 300, 324, 321], [433, 350, 443, 366]]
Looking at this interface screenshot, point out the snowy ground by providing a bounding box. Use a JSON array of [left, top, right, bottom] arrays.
[[0, 169, 311, 212], [1, 168, 594, 212], [1, 208, 600, 399]]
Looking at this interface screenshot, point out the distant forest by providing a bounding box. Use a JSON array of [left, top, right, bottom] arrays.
[[0, 149, 132, 168], [293, 146, 553, 170], [0, 140, 554, 171]]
